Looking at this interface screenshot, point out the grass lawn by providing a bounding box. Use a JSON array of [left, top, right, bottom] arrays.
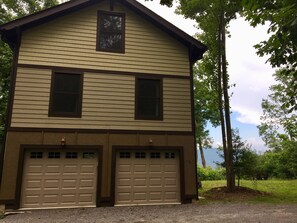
[[198, 179, 297, 204]]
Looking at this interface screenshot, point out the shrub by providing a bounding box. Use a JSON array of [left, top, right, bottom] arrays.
[[198, 165, 226, 181]]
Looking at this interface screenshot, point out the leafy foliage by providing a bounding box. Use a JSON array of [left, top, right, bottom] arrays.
[[0, 0, 59, 140], [258, 70, 297, 179], [258, 69, 297, 150], [217, 129, 258, 185], [198, 165, 226, 181], [242, 0, 297, 69], [194, 59, 220, 167], [0, 41, 12, 139], [257, 143, 297, 179], [242, 0, 297, 111], [169, 0, 242, 191]]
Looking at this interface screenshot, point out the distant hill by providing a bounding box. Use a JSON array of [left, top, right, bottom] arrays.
[[197, 148, 223, 169]]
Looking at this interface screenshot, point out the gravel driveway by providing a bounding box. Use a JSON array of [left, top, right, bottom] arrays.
[[2, 203, 297, 223]]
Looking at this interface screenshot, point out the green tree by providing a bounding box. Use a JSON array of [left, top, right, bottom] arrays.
[[0, 0, 59, 139], [258, 69, 297, 150], [242, 0, 297, 111], [232, 129, 258, 186], [258, 69, 297, 179], [150, 0, 242, 192], [257, 142, 297, 179], [194, 62, 220, 168], [218, 129, 258, 186], [0, 41, 12, 140]]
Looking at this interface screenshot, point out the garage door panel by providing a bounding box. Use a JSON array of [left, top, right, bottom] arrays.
[[42, 188, 61, 194], [164, 165, 178, 173], [164, 192, 178, 200], [149, 164, 162, 172], [24, 189, 42, 195], [118, 192, 131, 202], [79, 179, 95, 188], [43, 194, 59, 203], [149, 178, 162, 187], [62, 179, 77, 189], [27, 165, 44, 174], [26, 180, 43, 188], [133, 178, 147, 186], [164, 177, 177, 186], [133, 164, 146, 172], [118, 178, 132, 187], [43, 180, 60, 189], [78, 194, 94, 203], [119, 165, 131, 172], [21, 150, 98, 209], [63, 165, 79, 174], [133, 192, 146, 201], [115, 150, 180, 205], [80, 165, 96, 173], [61, 193, 76, 200], [45, 164, 61, 173], [24, 195, 42, 205], [149, 192, 162, 201]]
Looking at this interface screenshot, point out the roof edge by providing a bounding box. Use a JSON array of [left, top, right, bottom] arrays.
[[0, 0, 207, 61], [123, 0, 207, 51], [0, 0, 94, 31]]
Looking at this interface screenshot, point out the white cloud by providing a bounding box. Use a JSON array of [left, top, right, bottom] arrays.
[[246, 137, 268, 152], [136, 0, 197, 36], [227, 18, 276, 126], [233, 106, 262, 125]]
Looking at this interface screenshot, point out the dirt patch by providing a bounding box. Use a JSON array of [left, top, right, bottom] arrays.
[[202, 186, 270, 201]]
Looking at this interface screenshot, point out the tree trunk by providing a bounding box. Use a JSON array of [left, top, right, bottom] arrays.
[[217, 11, 230, 191], [198, 139, 207, 168], [221, 19, 235, 192]]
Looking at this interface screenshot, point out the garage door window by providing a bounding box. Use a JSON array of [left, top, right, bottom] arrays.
[[66, 152, 78, 159], [30, 152, 43, 159], [83, 152, 95, 159], [120, 152, 130, 158], [48, 152, 61, 159], [135, 152, 146, 158], [165, 152, 175, 159], [150, 152, 161, 158]]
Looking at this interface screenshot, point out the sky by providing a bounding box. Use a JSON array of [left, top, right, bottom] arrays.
[[136, 0, 276, 155]]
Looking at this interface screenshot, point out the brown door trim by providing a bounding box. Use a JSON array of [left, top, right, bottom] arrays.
[[14, 144, 103, 209], [110, 145, 185, 206]]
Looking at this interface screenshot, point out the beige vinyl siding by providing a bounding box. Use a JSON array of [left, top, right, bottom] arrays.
[[18, 2, 190, 76], [11, 67, 192, 131]]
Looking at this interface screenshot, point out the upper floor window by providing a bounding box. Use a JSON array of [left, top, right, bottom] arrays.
[[135, 78, 163, 120], [49, 72, 83, 117], [97, 11, 125, 53]]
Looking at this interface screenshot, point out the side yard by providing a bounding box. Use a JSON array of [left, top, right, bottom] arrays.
[[199, 179, 297, 203]]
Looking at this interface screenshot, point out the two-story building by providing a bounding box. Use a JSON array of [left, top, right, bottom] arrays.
[[0, 0, 207, 209]]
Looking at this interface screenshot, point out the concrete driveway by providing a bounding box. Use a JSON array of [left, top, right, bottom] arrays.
[[2, 203, 297, 223]]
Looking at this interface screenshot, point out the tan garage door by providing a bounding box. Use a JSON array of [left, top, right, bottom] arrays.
[[20, 150, 98, 209], [115, 150, 180, 205]]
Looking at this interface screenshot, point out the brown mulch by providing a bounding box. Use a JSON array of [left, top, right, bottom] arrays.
[[202, 186, 271, 201]]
